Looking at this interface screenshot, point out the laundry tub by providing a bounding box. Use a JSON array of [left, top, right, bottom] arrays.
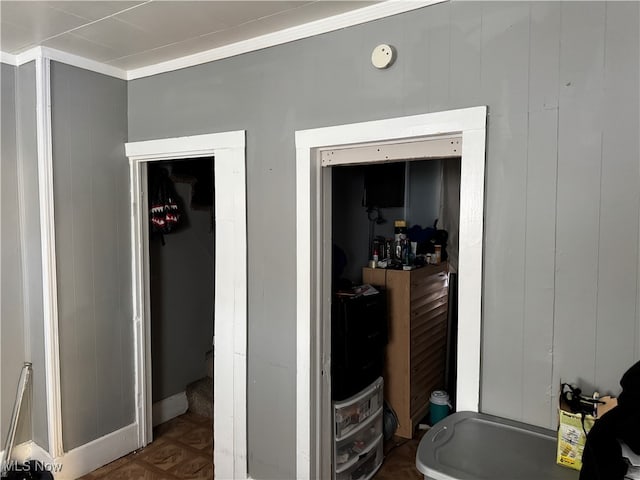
[[416, 411, 579, 480]]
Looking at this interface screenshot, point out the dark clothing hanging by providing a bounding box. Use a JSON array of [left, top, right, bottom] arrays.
[[170, 157, 214, 210], [149, 166, 182, 242], [580, 360, 640, 480]]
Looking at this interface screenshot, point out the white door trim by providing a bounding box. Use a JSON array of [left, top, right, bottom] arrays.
[[34, 54, 64, 460], [294, 107, 487, 479], [126, 131, 248, 480]]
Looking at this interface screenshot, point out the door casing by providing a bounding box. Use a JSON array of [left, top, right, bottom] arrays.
[[295, 107, 487, 479], [126, 131, 248, 480]]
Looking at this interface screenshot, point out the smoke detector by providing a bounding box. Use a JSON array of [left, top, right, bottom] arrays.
[[371, 44, 396, 69]]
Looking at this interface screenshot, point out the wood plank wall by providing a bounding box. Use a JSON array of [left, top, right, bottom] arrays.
[[50, 62, 134, 450], [480, 2, 639, 428], [126, 2, 639, 474]]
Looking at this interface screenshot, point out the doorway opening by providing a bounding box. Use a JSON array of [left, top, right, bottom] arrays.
[[147, 157, 215, 428], [295, 107, 487, 479], [126, 131, 247, 480], [331, 155, 461, 429]]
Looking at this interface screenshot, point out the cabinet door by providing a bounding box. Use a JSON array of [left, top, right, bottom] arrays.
[[409, 265, 449, 420]]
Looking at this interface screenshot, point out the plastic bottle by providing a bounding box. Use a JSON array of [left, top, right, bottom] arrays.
[[394, 220, 407, 260], [394, 220, 407, 241], [434, 245, 442, 264], [403, 239, 411, 265]]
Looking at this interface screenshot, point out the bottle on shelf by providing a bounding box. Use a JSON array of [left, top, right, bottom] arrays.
[[394, 220, 407, 261], [434, 245, 442, 264], [372, 248, 379, 268]]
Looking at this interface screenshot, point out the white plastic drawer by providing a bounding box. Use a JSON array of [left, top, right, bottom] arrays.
[[335, 408, 383, 472], [335, 434, 383, 480], [334, 377, 383, 439]]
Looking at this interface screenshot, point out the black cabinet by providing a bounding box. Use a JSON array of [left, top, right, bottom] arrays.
[[331, 290, 388, 401]]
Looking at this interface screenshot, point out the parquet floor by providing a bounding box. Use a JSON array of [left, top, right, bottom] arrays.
[[374, 430, 427, 480], [79, 413, 424, 480], [79, 412, 213, 480]]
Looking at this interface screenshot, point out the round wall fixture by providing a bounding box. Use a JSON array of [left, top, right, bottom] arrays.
[[371, 44, 396, 69]]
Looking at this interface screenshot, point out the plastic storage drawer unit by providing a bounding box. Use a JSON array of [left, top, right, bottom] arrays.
[[416, 411, 579, 480], [336, 435, 383, 480], [335, 408, 383, 472], [334, 377, 383, 439]]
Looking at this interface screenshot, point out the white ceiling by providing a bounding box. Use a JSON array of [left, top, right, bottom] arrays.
[[0, 1, 379, 71]]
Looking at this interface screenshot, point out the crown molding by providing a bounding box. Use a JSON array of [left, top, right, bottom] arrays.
[[14, 46, 41, 65], [0, 46, 127, 79], [1, 51, 18, 66], [35, 47, 127, 79], [1, 1, 442, 80], [126, 0, 444, 80]]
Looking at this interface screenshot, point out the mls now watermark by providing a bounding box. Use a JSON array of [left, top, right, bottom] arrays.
[[1, 459, 63, 477]]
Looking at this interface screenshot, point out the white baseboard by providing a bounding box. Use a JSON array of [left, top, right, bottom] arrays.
[[2, 441, 58, 477], [2, 424, 139, 479], [54, 423, 139, 480], [152, 391, 188, 427], [11, 440, 53, 463], [1, 440, 51, 464], [26, 441, 53, 465]]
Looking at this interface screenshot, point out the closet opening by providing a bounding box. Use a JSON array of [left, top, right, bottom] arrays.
[[328, 152, 461, 479], [126, 130, 248, 479], [146, 157, 215, 438], [294, 106, 487, 479]]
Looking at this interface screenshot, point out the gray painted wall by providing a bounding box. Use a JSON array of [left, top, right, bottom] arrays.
[[50, 62, 134, 451], [127, 2, 639, 478], [1, 62, 30, 446], [16, 61, 49, 450], [331, 164, 404, 284], [149, 167, 214, 402], [406, 160, 443, 232], [0, 61, 45, 449], [439, 159, 461, 272]]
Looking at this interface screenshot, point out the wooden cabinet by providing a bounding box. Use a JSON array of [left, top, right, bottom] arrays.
[[363, 263, 449, 439]]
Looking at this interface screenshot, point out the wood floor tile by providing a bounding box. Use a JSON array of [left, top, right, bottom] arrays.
[[80, 455, 135, 479], [374, 431, 426, 480], [179, 426, 214, 451], [137, 440, 192, 471], [169, 455, 213, 479], [105, 460, 179, 480], [82, 412, 425, 480], [83, 413, 214, 480]]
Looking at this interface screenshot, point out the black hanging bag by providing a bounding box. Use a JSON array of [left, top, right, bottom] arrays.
[[148, 167, 183, 244]]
